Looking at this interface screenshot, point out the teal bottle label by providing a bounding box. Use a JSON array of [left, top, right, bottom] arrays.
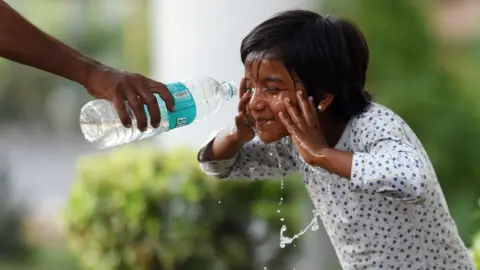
[[165, 82, 196, 129], [143, 82, 196, 131], [144, 82, 196, 131]]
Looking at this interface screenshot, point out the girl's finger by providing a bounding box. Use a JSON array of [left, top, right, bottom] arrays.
[[235, 111, 252, 129], [284, 97, 307, 131], [297, 91, 316, 128], [238, 90, 251, 113], [279, 111, 296, 134], [239, 77, 247, 97], [308, 96, 317, 113]]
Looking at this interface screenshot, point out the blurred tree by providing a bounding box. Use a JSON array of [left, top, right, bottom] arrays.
[[123, 0, 151, 76], [63, 146, 307, 270], [0, 162, 32, 262], [321, 0, 480, 244]]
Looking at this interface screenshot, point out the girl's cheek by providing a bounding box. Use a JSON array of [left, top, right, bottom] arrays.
[[269, 91, 298, 118], [270, 95, 288, 118], [271, 95, 284, 111]]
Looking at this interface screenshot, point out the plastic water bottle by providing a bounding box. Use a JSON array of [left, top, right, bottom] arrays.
[[80, 77, 237, 149]]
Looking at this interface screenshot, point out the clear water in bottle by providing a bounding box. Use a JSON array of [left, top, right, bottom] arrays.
[[80, 77, 237, 149]]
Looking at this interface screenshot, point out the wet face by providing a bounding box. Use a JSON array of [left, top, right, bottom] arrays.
[[244, 58, 304, 143]]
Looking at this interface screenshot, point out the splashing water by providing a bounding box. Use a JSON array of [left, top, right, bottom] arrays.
[[279, 210, 321, 248], [269, 141, 332, 248], [269, 145, 287, 228]]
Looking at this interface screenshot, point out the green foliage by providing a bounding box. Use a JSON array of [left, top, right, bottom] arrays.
[[63, 146, 306, 270], [469, 199, 480, 268], [471, 233, 480, 268], [0, 165, 32, 261], [322, 0, 480, 244], [0, 247, 79, 270]]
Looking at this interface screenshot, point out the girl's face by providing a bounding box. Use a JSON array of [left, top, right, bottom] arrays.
[[244, 58, 306, 143]]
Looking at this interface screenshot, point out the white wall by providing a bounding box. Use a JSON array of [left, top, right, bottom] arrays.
[[149, 1, 341, 269]]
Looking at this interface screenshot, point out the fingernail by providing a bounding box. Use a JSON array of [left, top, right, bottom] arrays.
[[297, 91, 302, 96], [284, 98, 290, 103]]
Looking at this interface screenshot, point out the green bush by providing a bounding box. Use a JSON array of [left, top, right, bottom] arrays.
[[0, 165, 32, 262], [469, 199, 480, 268], [63, 146, 307, 270], [470, 233, 480, 268]]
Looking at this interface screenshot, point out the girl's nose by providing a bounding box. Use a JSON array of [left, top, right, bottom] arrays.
[[249, 88, 267, 111]]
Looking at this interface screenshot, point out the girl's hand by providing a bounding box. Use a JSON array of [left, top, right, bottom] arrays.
[[279, 91, 329, 164], [231, 78, 255, 144]]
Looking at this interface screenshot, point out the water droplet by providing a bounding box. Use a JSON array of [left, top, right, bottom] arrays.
[[277, 209, 281, 214], [218, 201, 221, 204], [280, 218, 284, 222]]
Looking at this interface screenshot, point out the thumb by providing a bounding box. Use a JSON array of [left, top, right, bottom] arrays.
[[235, 111, 251, 129], [235, 111, 254, 141]]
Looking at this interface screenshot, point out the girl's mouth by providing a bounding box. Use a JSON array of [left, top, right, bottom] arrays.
[[255, 120, 274, 129]]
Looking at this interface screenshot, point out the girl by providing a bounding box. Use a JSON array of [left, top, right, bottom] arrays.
[[197, 10, 474, 270]]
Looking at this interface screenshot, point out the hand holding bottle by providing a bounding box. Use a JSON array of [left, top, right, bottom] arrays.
[[85, 65, 174, 131]]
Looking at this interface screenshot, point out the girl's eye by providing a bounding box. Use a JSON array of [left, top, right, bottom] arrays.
[[264, 87, 282, 92]]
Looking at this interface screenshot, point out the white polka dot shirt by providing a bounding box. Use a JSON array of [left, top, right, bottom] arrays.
[[198, 103, 475, 270]]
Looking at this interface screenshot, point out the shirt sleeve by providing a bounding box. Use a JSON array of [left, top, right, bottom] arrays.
[[349, 113, 429, 203], [197, 135, 297, 180]]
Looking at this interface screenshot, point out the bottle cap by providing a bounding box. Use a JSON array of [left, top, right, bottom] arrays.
[[226, 81, 238, 98]]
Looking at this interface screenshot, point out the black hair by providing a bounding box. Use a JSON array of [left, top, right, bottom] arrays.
[[240, 10, 372, 121]]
